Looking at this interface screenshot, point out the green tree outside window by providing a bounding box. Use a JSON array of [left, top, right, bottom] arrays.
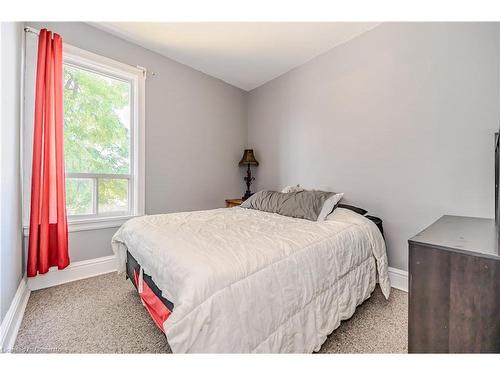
[[63, 64, 131, 215]]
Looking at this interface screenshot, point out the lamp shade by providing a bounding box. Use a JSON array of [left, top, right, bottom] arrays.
[[239, 149, 259, 166]]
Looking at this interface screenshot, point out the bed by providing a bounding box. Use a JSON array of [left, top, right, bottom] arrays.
[[111, 206, 390, 353]]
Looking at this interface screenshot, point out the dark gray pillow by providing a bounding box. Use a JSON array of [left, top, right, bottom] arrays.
[[240, 190, 340, 221], [337, 204, 367, 216]]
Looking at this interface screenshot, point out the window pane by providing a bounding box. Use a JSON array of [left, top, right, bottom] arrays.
[[98, 179, 129, 213], [63, 64, 131, 174], [66, 178, 94, 215]]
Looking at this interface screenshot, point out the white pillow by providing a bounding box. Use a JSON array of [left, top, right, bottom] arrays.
[[281, 184, 304, 193], [317, 193, 344, 221]]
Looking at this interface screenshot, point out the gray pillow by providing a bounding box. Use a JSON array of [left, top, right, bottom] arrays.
[[240, 190, 341, 221]]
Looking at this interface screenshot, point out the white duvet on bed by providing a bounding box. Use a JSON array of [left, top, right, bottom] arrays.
[[111, 207, 390, 353]]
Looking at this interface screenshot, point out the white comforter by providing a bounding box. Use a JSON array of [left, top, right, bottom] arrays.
[[111, 207, 390, 353]]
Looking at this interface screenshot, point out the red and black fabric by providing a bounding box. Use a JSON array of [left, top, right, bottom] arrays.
[[134, 270, 172, 332]]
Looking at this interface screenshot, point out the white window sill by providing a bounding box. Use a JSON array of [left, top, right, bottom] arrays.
[[22, 215, 138, 236]]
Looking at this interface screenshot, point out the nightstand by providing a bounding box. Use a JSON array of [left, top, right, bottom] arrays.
[[225, 198, 243, 208]]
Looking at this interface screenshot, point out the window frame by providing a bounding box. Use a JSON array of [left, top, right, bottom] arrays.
[[22, 41, 145, 234], [62, 45, 146, 230]]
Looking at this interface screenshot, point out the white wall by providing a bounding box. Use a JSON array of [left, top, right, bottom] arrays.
[[1, 22, 23, 322], [24, 22, 248, 262], [248, 23, 500, 271]]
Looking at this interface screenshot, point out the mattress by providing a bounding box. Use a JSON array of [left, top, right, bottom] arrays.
[[112, 207, 390, 353]]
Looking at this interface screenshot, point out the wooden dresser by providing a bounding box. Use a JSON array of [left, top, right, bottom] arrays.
[[408, 215, 500, 353]]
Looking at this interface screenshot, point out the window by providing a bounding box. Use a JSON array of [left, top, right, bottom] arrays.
[[23, 39, 145, 232], [63, 62, 132, 218], [62, 46, 145, 225]]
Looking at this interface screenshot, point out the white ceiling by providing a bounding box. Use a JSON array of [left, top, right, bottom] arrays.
[[93, 22, 379, 91]]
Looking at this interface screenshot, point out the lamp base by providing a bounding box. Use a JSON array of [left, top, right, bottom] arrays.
[[242, 191, 253, 200], [242, 164, 255, 201]]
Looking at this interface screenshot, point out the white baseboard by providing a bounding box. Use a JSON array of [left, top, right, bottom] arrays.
[[388, 266, 408, 292], [27, 255, 117, 291], [0, 278, 31, 352]]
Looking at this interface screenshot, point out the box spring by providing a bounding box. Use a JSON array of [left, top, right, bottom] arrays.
[[126, 250, 174, 312]]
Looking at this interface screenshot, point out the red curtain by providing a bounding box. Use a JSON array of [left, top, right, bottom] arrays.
[[27, 29, 69, 277]]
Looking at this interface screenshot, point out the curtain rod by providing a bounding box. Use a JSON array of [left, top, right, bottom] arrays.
[[24, 26, 39, 35], [23, 26, 150, 76]]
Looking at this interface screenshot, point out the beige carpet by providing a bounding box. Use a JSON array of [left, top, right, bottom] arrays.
[[13, 272, 408, 353]]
